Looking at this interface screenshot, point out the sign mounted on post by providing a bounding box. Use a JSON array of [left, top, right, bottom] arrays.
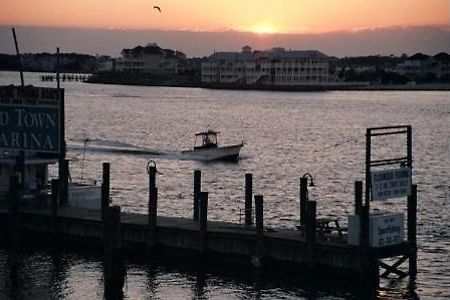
[[0, 85, 62, 153], [371, 167, 412, 201]]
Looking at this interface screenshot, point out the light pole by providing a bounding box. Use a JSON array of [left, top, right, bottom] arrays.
[[302, 172, 315, 188], [300, 172, 315, 226]]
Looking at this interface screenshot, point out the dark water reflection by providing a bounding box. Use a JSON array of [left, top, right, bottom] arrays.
[[0, 243, 422, 299]]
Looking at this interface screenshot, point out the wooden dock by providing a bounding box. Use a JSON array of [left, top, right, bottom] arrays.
[[0, 164, 418, 288]]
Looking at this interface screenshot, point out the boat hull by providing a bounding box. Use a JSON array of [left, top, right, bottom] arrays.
[[181, 144, 243, 162]]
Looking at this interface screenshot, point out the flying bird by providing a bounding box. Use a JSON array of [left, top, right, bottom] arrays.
[[153, 6, 161, 12]]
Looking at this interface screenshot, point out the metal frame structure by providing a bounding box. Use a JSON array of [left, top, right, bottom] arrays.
[[365, 125, 412, 208], [364, 125, 416, 279]]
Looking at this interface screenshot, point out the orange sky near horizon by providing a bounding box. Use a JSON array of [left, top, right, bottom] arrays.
[[1, 0, 448, 34]]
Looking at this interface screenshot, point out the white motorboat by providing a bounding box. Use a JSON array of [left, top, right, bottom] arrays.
[[181, 130, 243, 162]]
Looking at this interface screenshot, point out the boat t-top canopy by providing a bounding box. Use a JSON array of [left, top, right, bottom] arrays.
[[195, 130, 220, 136], [194, 130, 219, 149]]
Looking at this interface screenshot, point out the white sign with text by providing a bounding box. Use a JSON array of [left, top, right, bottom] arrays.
[[371, 167, 412, 201], [347, 212, 404, 247]]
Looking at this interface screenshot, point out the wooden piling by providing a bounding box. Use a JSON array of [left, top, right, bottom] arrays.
[[408, 184, 418, 277], [104, 206, 122, 252], [358, 202, 371, 275], [254, 194, 264, 265], [300, 177, 308, 226], [147, 188, 158, 248], [255, 195, 264, 238], [15, 151, 25, 190], [51, 179, 59, 239], [244, 173, 253, 226], [199, 192, 208, 251], [149, 166, 156, 194], [101, 162, 111, 223], [193, 170, 201, 221], [306, 200, 316, 267], [354, 181, 363, 215], [59, 159, 69, 206], [103, 205, 125, 299], [8, 174, 20, 245]]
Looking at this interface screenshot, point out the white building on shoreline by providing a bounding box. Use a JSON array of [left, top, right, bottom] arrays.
[[202, 46, 329, 85]]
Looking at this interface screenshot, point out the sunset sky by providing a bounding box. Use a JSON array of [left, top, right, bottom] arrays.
[[1, 0, 448, 34]]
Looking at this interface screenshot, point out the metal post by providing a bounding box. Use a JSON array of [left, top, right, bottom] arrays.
[[408, 184, 417, 277], [245, 173, 253, 226], [354, 181, 363, 215], [407, 125, 412, 168], [365, 128, 371, 209]]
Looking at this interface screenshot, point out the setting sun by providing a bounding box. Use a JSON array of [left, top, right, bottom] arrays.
[[251, 24, 277, 34]]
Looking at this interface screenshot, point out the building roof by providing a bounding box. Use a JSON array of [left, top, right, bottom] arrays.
[[433, 52, 450, 62], [408, 53, 430, 61], [269, 50, 328, 59], [208, 48, 328, 62]]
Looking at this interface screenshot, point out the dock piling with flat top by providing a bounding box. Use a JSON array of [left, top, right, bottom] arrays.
[[8, 174, 20, 245], [51, 179, 59, 239], [103, 205, 125, 299], [199, 191, 209, 251], [101, 162, 110, 222], [193, 170, 201, 221], [245, 173, 253, 226], [254, 195, 264, 263], [59, 159, 69, 205]]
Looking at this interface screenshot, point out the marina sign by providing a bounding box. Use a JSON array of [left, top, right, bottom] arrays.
[[0, 85, 62, 153], [371, 167, 412, 201]]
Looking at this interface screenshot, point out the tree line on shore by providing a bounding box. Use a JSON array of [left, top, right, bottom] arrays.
[[1, 52, 449, 84]]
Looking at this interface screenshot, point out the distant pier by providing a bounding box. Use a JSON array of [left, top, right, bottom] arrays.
[[40, 74, 89, 82]]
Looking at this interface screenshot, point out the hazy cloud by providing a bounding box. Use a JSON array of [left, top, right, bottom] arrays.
[[0, 25, 448, 57]]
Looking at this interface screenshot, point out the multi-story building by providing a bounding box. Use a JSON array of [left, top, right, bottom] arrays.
[[202, 46, 329, 85], [397, 52, 450, 81], [115, 43, 186, 74]]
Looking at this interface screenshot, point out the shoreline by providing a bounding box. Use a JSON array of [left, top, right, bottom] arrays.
[[86, 72, 449, 91], [86, 78, 450, 92]]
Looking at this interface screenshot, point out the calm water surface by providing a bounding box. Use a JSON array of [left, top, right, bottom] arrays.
[[0, 71, 449, 299]]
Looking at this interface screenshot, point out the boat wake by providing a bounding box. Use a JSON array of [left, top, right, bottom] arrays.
[[67, 138, 162, 157]]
